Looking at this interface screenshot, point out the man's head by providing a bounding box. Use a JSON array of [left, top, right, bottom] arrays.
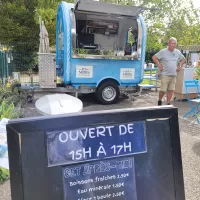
[[168, 37, 177, 51]]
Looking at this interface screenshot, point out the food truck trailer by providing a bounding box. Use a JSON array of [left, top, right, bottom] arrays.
[[38, 0, 146, 104]]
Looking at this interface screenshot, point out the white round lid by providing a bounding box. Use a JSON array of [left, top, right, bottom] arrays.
[[35, 94, 83, 116]]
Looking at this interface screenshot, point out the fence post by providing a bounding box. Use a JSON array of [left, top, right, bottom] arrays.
[[0, 51, 2, 84], [0, 51, 7, 85], [5, 51, 8, 84]]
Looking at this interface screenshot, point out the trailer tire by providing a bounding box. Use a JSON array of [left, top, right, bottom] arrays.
[[96, 80, 120, 105]]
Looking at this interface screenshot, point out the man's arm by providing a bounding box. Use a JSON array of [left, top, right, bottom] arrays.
[[177, 58, 185, 71], [152, 55, 163, 71]]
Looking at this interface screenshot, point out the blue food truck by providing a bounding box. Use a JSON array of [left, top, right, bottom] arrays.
[[39, 0, 146, 104]]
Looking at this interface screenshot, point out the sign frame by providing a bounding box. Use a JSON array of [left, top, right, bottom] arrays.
[[7, 106, 185, 200]]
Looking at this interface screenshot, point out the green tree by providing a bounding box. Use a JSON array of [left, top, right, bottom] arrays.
[[1, 0, 200, 68], [35, 0, 74, 46], [0, 0, 39, 72], [138, 0, 200, 46], [38, 0, 74, 8], [102, 0, 200, 51]]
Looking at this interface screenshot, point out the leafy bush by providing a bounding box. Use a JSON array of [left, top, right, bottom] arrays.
[[195, 67, 200, 80], [0, 88, 22, 105], [0, 87, 27, 118], [0, 101, 15, 119], [0, 167, 9, 184], [0, 87, 26, 183]]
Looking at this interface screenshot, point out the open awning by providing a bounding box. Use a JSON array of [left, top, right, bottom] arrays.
[[75, 0, 144, 18]]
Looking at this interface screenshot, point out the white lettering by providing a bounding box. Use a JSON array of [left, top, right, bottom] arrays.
[[79, 128, 88, 139], [89, 128, 95, 138], [106, 126, 114, 136], [96, 126, 106, 137], [83, 147, 92, 158], [117, 145, 123, 155], [69, 147, 91, 161], [69, 130, 79, 141], [64, 168, 71, 178], [64, 167, 81, 178], [76, 150, 82, 160], [111, 142, 132, 155], [59, 132, 68, 143], [128, 124, 134, 134], [69, 150, 75, 160], [111, 145, 116, 154], [70, 178, 93, 186], [124, 142, 131, 152], [119, 125, 127, 135], [83, 165, 93, 175], [111, 145, 123, 155], [88, 165, 94, 174], [123, 159, 132, 169], [77, 189, 87, 194], [97, 143, 106, 157], [57, 123, 134, 143]]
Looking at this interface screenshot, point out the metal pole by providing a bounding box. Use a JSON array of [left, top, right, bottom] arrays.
[[3, 51, 6, 85], [0, 52, 3, 84], [6, 51, 9, 78]]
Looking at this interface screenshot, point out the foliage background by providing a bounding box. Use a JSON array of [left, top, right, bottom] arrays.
[[0, 0, 200, 69], [1, 0, 200, 49], [0, 87, 27, 184]]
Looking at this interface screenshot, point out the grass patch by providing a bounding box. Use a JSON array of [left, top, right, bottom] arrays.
[[144, 69, 157, 74], [141, 79, 157, 85]]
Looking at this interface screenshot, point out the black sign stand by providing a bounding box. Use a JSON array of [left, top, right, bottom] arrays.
[[7, 106, 185, 200]]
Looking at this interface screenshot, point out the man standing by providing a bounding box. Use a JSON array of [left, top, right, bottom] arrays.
[[152, 37, 185, 106]]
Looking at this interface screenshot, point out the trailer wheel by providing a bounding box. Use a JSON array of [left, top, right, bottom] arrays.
[[96, 80, 120, 105]]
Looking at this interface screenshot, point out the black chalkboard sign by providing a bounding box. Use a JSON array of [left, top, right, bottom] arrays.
[[7, 106, 185, 200]]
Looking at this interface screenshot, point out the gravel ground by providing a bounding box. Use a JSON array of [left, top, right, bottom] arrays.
[[0, 91, 199, 200]]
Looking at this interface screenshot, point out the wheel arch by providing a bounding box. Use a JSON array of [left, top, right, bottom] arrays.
[[96, 77, 120, 89]]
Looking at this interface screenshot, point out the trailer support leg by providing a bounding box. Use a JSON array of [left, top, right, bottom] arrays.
[[75, 91, 78, 98]]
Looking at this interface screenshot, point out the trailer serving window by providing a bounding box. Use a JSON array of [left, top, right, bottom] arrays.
[[71, 0, 143, 60]]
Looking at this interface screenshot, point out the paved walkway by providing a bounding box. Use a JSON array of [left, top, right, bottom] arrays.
[[0, 91, 199, 200], [179, 118, 200, 200]]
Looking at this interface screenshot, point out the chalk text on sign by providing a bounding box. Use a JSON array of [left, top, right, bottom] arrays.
[[64, 167, 81, 178], [46, 121, 146, 167], [111, 142, 132, 155], [69, 147, 92, 160], [58, 123, 135, 143], [62, 156, 137, 200], [77, 189, 87, 194], [63, 159, 133, 179]]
